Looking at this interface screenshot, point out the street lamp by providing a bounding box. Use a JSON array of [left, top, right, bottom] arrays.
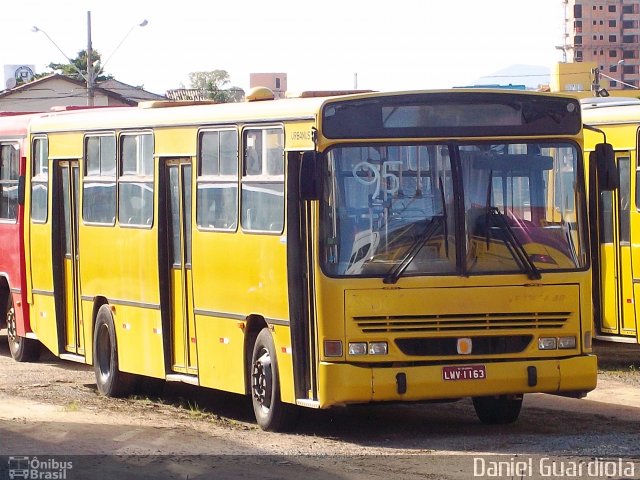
[[32, 11, 148, 107], [555, 45, 568, 63]]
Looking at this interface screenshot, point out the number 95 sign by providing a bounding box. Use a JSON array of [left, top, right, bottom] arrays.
[[352, 161, 402, 199]]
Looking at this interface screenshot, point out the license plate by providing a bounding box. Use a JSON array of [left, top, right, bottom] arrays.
[[442, 365, 486, 381]]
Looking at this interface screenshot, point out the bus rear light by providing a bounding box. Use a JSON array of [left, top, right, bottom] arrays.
[[558, 336, 577, 349], [369, 342, 388, 355], [584, 331, 592, 349], [538, 337, 558, 350], [324, 340, 343, 357], [348, 342, 368, 355]]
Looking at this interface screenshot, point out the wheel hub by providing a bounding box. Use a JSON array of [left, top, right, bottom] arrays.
[[252, 351, 272, 409], [6, 304, 18, 344]]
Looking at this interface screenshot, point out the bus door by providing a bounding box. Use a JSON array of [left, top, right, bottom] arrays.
[[598, 153, 636, 337], [56, 160, 84, 355], [165, 158, 197, 375]]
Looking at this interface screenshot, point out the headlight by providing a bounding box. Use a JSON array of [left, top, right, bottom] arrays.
[[348, 342, 368, 355], [368, 342, 388, 355], [558, 336, 577, 349], [538, 337, 558, 350]]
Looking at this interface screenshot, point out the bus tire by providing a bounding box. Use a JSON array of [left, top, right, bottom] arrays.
[[250, 328, 299, 431], [5, 295, 41, 362], [93, 305, 135, 397], [472, 395, 523, 424]]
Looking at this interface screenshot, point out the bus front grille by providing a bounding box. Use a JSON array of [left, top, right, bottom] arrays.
[[354, 312, 570, 333], [395, 335, 534, 356]]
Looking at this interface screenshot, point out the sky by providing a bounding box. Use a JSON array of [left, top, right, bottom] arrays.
[[0, 0, 566, 96]]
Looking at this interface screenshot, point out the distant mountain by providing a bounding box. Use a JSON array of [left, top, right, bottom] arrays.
[[472, 64, 551, 89]]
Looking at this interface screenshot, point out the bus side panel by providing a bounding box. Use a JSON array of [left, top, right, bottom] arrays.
[[79, 228, 160, 304], [0, 224, 21, 322], [271, 324, 295, 404], [634, 285, 640, 343], [111, 304, 165, 378], [191, 231, 294, 402], [0, 151, 29, 336], [28, 221, 58, 355], [195, 315, 245, 394], [79, 226, 164, 377], [29, 293, 59, 356]]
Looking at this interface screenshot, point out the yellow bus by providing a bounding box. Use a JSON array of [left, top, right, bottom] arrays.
[[13, 89, 606, 431], [582, 97, 640, 345]]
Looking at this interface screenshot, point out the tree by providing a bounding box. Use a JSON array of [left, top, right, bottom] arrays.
[[33, 49, 113, 82], [189, 70, 244, 103]]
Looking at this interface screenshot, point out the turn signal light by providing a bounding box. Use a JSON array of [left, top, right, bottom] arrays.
[[324, 340, 343, 357]]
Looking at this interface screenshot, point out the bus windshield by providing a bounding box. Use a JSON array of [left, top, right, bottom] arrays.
[[321, 141, 586, 278]]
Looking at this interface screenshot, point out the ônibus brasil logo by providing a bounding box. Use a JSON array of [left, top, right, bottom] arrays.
[[7, 456, 73, 479]]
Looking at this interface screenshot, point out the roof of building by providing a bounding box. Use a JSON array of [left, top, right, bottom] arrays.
[[0, 74, 165, 105], [97, 78, 166, 102]]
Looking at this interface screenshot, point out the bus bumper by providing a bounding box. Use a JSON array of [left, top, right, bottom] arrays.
[[316, 355, 597, 408]]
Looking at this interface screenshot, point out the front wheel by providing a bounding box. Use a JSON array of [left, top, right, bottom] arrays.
[[472, 395, 523, 424], [250, 328, 299, 431], [93, 305, 135, 397], [5, 295, 40, 362]]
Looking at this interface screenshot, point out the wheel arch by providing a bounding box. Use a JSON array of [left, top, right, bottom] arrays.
[[243, 314, 269, 395], [89, 296, 111, 362]]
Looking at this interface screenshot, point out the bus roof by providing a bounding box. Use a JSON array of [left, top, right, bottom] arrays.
[[581, 97, 640, 125], [28, 89, 578, 134], [0, 112, 46, 137], [29, 95, 330, 133]]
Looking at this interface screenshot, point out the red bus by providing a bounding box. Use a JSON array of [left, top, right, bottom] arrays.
[[0, 112, 42, 361]]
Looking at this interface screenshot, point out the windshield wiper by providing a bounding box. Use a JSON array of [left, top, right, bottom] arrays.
[[486, 207, 541, 280], [383, 216, 444, 284]]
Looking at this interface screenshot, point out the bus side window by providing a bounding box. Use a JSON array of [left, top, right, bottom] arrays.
[[118, 133, 154, 228], [241, 126, 284, 233], [83, 135, 116, 226], [196, 129, 239, 231], [245, 130, 262, 175], [31, 137, 49, 223], [0, 144, 19, 220]]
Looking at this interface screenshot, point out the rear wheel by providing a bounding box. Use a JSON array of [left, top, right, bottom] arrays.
[[5, 295, 41, 362], [93, 305, 135, 397], [472, 395, 523, 424], [250, 328, 298, 431]]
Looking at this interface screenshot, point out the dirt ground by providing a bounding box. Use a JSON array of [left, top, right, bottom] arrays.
[[0, 334, 639, 479]]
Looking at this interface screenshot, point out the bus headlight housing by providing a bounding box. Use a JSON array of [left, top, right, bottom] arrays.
[[538, 337, 558, 350], [558, 336, 577, 349], [368, 342, 388, 355], [347, 341, 388, 355], [348, 342, 368, 355], [538, 336, 577, 350]]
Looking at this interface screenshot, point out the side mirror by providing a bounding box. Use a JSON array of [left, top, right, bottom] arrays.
[[591, 143, 618, 191], [300, 151, 321, 200]]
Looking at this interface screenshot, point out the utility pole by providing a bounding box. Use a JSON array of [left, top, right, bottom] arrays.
[[86, 11, 95, 106]]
